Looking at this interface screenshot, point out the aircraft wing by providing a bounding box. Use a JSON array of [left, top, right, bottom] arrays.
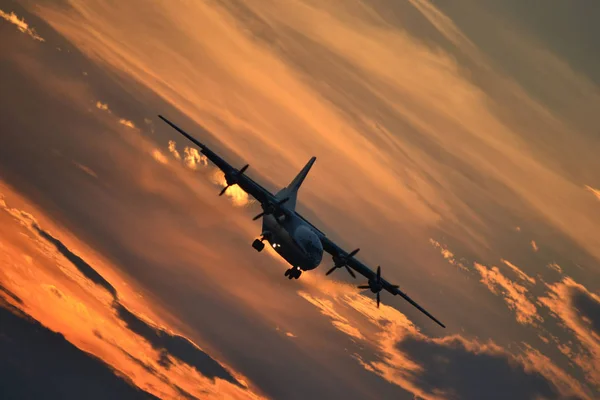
[[319, 235, 446, 328], [158, 115, 278, 207], [158, 114, 444, 328]]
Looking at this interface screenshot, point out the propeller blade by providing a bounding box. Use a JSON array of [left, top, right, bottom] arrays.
[[239, 164, 249, 174], [377, 292, 380, 308], [219, 185, 229, 196], [344, 265, 356, 278], [252, 212, 265, 221], [348, 248, 360, 258], [357, 285, 370, 289], [376, 265, 381, 280], [325, 266, 337, 276]]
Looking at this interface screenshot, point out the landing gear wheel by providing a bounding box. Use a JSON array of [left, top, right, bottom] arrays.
[[252, 239, 265, 252], [285, 267, 301, 279]]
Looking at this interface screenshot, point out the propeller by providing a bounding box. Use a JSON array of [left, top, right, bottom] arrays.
[[219, 164, 249, 196], [357, 266, 399, 308], [252, 196, 290, 221], [325, 248, 360, 278]]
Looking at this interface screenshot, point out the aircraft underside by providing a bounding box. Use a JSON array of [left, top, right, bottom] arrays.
[[253, 215, 321, 279]]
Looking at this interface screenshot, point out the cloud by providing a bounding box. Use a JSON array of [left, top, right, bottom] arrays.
[[0, 190, 264, 399], [395, 335, 565, 400], [538, 278, 600, 389], [299, 282, 589, 400], [0, 283, 23, 305], [585, 185, 600, 202], [531, 240, 539, 252], [96, 101, 110, 112], [32, 223, 118, 299], [429, 239, 469, 272], [168, 140, 181, 160], [119, 118, 136, 129], [167, 140, 208, 170], [519, 345, 595, 400], [152, 149, 169, 165], [114, 302, 243, 387], [183, 147, 207, 170], [0, 304, 156, 400], [0, 9, 45, 41], [6, 0, 600, 397], [298, 291, 366, 341], [547, 263, 563, 274], [473, 262, 541, 325], [164, 140, 248, 206], [73, 161, 99, 178], [500, 259, 536, 285]]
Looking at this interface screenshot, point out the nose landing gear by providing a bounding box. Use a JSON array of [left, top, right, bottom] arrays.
[[285, 267, 302, 280]]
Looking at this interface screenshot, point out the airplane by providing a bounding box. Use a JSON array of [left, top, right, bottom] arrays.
[[158, 115, 445, 328]]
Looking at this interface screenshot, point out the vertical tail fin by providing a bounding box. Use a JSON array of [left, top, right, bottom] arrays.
[[275, 156, 316, 210]]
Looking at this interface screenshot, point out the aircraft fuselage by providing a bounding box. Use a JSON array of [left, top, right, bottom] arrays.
[[262, 213, 323, 272]]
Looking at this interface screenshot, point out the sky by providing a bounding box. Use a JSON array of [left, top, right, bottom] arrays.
[[0, 0, 599, 399]]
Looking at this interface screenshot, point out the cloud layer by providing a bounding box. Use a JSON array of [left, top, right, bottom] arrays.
[[0, 0, 599, 398]]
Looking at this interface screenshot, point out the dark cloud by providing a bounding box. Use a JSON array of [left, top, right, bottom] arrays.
[[572, 289, 600, 335], [33, 223, 118, 299], [28, 212, 243, 387], [115, 347, 198, 400], [398, 336, 567, 400], [114, 302, 242, 387], [0, 283, 23, 305], [0, 300, 157, 400]]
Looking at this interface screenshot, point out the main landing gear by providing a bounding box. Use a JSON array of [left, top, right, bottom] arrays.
[[252, 238, 265, 252], [285, 267, 302, 280]]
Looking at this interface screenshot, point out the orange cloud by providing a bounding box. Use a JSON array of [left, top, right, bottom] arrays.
[[474, 262, 541, 325], [0, 9, 45, 41], [167, 140, 181, 160], [500, 259, 536, 285], [429, 239, 469, 272], [118, 118, 136, 129], [183, 147, 207, 170], [585, 185, 600, 202], [297, 272, 590, 400], [34, 0, 600, 275], [547, 263, 563, 274], [95, 101, 110, 112], [12, 0, 600, 396], [531, 240, 539, 252], [298, 291, 366, 342], [538, 277, 600, 388], [151, 149, 168, 164], [0, 186, 265, 400]]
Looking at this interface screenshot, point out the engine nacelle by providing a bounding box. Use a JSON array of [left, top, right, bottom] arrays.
[[367, 280, 383, 293]]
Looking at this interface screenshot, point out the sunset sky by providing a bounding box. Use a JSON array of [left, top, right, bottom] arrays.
[[1, 0, 599, 399]]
